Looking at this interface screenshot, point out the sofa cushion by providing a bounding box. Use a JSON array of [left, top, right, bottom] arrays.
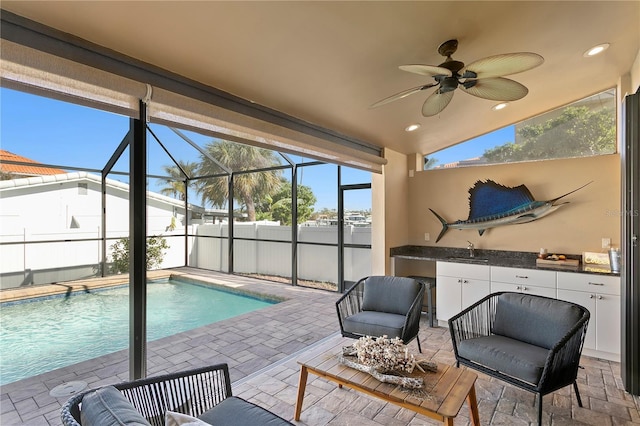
[[80, 386, 151, 426], [457, 335, 549, 384], [197, 396, 292, 426], [342, 311, 406, 339], [361, 276, 420, 315], [492, 293, 584, 349]]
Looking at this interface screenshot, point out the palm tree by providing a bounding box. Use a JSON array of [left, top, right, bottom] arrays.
[[198, 140, 282, 221], [159, 160, 199, 201]]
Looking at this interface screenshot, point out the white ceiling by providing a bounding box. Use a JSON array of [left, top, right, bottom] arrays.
[[2, 1, 639, 157]]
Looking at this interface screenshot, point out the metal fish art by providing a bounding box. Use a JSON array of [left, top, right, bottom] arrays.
[[430, 180, 592, 243]]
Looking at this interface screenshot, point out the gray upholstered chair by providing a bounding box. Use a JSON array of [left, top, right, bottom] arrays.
[[336, 276, 425, 352], [60, 364, 293, 426], [449, 292, 590, 426]]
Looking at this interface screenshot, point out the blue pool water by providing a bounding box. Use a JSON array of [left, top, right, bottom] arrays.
[[0, 279, 276, 385]]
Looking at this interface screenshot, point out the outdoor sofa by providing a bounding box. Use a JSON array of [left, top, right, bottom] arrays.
[[60, 363, 293, 426]]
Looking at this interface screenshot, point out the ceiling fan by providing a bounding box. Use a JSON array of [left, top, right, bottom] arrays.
[[370, 39, 544, 116]]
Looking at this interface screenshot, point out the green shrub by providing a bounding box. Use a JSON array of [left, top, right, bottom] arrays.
[[110, 236, 170, 273]]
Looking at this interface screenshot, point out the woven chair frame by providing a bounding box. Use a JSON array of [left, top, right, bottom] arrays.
[[60, 364, 232, 426], [336, 276, 425, 349], [448, 292, 590, 426]]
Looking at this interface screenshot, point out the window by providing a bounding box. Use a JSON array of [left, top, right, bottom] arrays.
[[424, 89, 616, 169]]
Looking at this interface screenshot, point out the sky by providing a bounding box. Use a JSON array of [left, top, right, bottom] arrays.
[[426, 125, 515, 167], [1, 87, 515, 211], [0, 87, 371, 212]]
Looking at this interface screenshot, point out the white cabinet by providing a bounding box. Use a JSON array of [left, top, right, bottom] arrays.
[[436, 262, 490, 323], [556, 272, 620, 361], [490, 266, 556, 298]]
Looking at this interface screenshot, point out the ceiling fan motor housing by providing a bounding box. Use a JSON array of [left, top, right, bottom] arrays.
[[440, 77, 459, 93]]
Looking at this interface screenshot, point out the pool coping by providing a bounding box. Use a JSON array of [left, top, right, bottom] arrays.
[[0, 270, 201, 304]]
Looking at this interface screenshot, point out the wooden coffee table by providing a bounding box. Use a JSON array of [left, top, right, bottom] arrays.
[[294, 350, 480, 426]]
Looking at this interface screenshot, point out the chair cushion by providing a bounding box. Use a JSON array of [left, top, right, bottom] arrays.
[[492, 293, 584, 349], [342, 311, 406, 339], [457, 335, 549, 385], [197, 396, 292, 426], [80, 386, 151, 426], [361, 276, 420, 315]]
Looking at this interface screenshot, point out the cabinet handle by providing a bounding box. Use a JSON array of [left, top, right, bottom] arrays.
[[516, 286, 522, 290], [515, 275, 529, 279], [523, 286, 529, 291], [458, 279, 462, 283], [589, 294, 595, 299], [463, 279, 469, 284], [588, 282, 605, 286], [598, 295, 603, 300]]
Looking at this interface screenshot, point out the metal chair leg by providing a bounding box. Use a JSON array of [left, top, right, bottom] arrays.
[[573, 381, 583, 407], [537, 393, 543, 426], [416, 336, 422, 353]]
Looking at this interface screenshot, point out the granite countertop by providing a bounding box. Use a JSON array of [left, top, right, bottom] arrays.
[[390, 245, 619, 277]]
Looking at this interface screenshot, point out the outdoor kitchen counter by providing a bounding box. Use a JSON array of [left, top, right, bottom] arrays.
[[390, 245, 619, 277]]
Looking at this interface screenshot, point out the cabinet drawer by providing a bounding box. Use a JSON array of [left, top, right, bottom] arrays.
[[492, 281, 556, 298], [490, 266, 556, 288], [436, 262, 490, 280], [557, 272, 620, 295]]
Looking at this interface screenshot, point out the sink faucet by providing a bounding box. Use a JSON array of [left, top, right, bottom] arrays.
[[467, 241, 475, 258]]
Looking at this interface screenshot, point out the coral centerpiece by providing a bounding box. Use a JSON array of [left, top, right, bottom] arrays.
[[339, 336, 437, 389]]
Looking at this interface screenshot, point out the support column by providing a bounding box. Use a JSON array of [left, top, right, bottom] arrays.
[[129, 101, 147, 380]]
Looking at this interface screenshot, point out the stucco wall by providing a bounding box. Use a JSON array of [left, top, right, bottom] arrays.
[[631, 48, 640, 94], [379, 148, 411, 274], [407, 154, 621, 255]]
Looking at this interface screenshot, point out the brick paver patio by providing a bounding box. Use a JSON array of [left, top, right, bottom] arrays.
[[1, 268, 639, 425]]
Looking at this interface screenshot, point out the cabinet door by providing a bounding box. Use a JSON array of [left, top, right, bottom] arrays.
[[595, 294, 620, 354], [461, 279, 491, 310], [436, 275, 462, 322], [557, 289, 596, 350]]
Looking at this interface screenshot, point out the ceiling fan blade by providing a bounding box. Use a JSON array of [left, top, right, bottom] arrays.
[[370, 83, 437, 108], [422, 90, 455, 117], [461, 77, 529, 101], [399, 64, 453, 78], [461, 53, 544, 79]]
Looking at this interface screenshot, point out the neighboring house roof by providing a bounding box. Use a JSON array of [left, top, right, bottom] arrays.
[[0, 150, 66, 177], [0, 171, 206, 213]]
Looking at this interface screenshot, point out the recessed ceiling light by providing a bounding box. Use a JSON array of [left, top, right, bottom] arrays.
[[584, 43, 610, 57], [492, 103, 509, 111], [405, 124, 421, 132]]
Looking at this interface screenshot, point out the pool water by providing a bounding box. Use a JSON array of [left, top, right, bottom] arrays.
[[0, 279, 276, 385]]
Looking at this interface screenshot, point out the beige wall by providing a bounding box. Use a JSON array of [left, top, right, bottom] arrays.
[[631, 49, 640, 94], [376, 148, 411, 274], [405, 154, 621, 255]]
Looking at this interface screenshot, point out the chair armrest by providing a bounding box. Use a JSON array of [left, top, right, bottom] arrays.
[[336, 277, 366, 329], [402, 282, 425, 340], [448, 293, 501, 357], [538, 311, 590, 392]]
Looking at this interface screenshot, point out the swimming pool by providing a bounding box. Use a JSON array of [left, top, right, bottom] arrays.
[[0, 278, 277, 385]]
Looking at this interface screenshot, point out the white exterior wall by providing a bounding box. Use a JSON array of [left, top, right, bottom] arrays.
[[0, 173, 189, 288], [0, 173, 372, 289]]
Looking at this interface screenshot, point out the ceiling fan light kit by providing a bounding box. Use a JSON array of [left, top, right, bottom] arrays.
[[372, 39, 544, 117]]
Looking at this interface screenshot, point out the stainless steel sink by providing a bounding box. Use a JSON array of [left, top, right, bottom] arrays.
[[446, 257, 490, 264]]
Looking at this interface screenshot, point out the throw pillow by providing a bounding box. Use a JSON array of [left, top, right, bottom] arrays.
[[165, 411, 210, 426]]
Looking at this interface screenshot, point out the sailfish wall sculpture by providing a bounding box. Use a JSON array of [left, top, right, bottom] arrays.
[[429, 180, 592, 243]]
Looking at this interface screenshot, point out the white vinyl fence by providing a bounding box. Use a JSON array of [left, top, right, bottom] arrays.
[[0, 223, 371, 289]]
